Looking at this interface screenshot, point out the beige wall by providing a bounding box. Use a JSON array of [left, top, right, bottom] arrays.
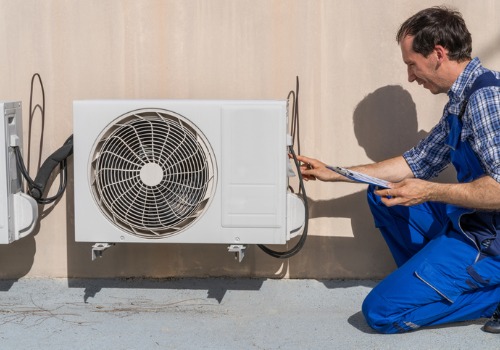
[[0, 0, 499, 279]]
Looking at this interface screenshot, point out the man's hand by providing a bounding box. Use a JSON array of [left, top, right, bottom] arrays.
[[295, 155, 338, 182], [374, 178, 437, 207], [375, 175, 500, 211]]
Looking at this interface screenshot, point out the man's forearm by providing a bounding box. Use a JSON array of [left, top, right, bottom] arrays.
[[349, 156, 414, 183], [297, 155, 415, 184], [429, 176, 500, 210]]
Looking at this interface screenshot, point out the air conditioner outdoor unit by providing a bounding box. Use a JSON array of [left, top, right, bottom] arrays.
[[0, 101, 38, 244], [73, 100, 305, 259]]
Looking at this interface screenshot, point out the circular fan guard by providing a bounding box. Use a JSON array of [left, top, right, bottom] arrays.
[[89, 108, 217, 239]]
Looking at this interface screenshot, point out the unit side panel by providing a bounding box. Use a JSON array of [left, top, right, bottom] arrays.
[[221, 105, 287, 233], [0, 103, 9, 243], [0, 102, 23, 244]]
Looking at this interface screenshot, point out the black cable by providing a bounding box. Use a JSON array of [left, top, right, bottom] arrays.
[[29, 135, 73, 201], [29, 73, 45, 119], [258, 76, 309, 259], [14, 142, 71, 205], [14, 146, 37, 189], [288, 90, 296, 137], [258, 147, 309, 258], [13, 73, 73, 205], [28, 73, 45, 172], [293, 76, 300, 156]]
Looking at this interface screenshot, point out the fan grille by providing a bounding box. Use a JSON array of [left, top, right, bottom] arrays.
[[89, 108, 217, 239]]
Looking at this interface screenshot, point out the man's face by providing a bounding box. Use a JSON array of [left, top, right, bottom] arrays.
[[400, 35, 446, 94]]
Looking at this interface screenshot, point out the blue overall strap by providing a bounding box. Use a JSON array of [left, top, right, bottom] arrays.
[[465, 71, 500, 101], [447, 71, 500, 259], [445, 71, 500, 192], [447, 72, 500, 151]]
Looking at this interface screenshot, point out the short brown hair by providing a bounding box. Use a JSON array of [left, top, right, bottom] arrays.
[[396, 7, 472, 62]]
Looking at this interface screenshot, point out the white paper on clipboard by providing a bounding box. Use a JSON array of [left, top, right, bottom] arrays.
[[326, 165, 390, 188]]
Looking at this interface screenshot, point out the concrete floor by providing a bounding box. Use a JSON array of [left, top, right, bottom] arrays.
[[0, 278, 497, 349]]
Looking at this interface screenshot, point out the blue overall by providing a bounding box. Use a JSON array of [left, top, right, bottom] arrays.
[[362, 73, 500, 333]]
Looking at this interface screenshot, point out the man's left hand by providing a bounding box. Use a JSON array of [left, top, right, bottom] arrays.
[[374, 178, 437, 207]]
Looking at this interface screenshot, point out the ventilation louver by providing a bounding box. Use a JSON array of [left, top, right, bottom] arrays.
[[89, 109, 217, 239]]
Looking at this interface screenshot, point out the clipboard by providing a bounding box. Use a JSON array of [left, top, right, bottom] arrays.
[[326, 165, 390, 188]]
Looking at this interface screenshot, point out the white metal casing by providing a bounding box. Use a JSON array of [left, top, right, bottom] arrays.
[[73, 100, 304, 245], [0, 101, 38, 244]]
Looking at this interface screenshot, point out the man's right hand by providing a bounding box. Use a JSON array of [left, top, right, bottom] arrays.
[[295, 155, 338, 182]]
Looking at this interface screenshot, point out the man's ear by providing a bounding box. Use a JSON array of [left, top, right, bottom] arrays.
[[434, 45, 448, 62]]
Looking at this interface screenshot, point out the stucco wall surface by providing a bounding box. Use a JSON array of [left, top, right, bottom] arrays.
[[0, 0, 499, 279]]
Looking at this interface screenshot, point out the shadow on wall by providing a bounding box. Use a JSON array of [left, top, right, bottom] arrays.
[[287, 85, 456, 279], [0, 236, 36, 290], [353, 85, 426, 162]]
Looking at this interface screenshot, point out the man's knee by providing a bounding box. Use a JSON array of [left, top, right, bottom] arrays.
[[362, 290, 409, 334]]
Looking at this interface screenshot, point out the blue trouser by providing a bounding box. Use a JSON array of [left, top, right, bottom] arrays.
[[362, 186, 500, 333]]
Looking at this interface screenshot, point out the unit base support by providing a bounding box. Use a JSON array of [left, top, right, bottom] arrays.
[[227, 244, 247, 262], [92, 243, 115, 261]]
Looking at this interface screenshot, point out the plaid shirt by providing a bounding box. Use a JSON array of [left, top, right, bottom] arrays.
[[403, 57, 500, 182]]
